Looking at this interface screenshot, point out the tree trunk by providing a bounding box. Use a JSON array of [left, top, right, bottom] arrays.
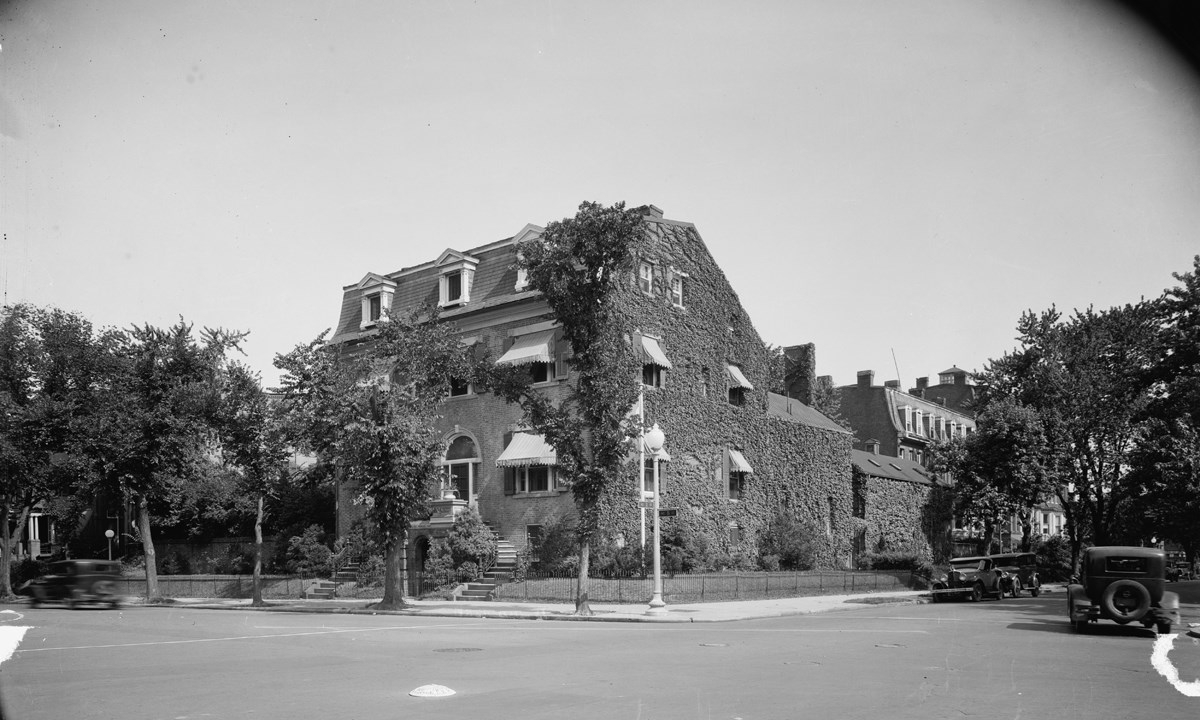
[[1019, 508, 1033, 552], [0, 505, 13, 599], [377, 526, 407, 610], [251, 494, 264, 607], [137, 497, 161, 602], [575, 539, 593, 616]]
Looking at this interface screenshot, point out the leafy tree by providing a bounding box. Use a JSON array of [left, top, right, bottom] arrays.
[[0, 305, 114, 599], [275, 308, 481, 609], [1126, 256, 1200, 560], [929, 396, 1050, 552], [90, 321, 245, 602], [494, 201, 646, 615], [214, 362, 291, 605], [974, 301, 1159, 570]]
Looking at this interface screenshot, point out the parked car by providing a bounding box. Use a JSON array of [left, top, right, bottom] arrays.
[[1165, 561, 1193, 582], [931, 555, 1007, 602], [991, 552, 1042, 597], [1066, 546, 1179, 634], [20, 559, 123, 609]]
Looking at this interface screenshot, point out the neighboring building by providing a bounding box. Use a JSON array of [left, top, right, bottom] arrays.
[[850, 448, 954, 563], [329, 205, 855, 585], [836, 369, 977, 467]]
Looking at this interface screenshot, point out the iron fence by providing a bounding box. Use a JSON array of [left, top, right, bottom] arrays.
[[492, 569, 927, 604]]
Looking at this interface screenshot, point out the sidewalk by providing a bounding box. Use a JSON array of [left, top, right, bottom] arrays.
[[140, 588, 940, 623]]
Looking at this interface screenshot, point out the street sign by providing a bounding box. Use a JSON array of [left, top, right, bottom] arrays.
[[658, 509, 678, 517], [637, 500, 655, 509]]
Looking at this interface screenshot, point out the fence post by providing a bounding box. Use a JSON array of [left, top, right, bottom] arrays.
[[735, 573, 739, 599]]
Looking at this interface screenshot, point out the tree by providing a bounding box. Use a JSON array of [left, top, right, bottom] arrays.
[[493, 201, 646, 616], [0, 305, 114, 599], [1126, 255, 1200, 560], [974, 301, 1160, 570], [930, 396, 1050, 553], [275, 308, 481, 609], [214, 362, 290, 606], [90, 321, 245, 602]]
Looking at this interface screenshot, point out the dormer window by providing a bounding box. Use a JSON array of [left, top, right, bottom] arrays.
[[355, 273, 396, 330], [435, 249, 479, 308]]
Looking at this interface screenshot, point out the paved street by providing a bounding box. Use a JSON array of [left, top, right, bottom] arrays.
[[3, 591, 1198, 720]]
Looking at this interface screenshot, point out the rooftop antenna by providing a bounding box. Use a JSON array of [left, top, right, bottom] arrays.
[[891, 348, 902, 387]]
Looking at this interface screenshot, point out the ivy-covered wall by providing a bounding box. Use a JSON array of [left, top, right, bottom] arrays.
[[852, 466, 955, 563]]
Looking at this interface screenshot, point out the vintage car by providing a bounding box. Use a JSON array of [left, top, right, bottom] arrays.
[[930, 555, 1007, 602], [1066, 546, 1180, 634], [1165, 561, 1193, 582], [20, 559, 123, 609], [991, 552, 1041, 597]]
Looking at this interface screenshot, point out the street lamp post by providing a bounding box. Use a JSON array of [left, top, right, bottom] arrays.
[[643, 423, 667, 615], [105, 529, 115, 561]]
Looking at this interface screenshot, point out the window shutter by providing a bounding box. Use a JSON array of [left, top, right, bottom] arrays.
[[554, 329, 569, 380], [503, 468, 515, 495], [722, 450, 731, 498]]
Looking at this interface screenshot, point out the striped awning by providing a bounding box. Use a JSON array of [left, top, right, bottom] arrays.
[[727, 365, 754, 390], [728, 449, 753, 474], [495, 432, 558, 467], [639, 336, 673, 369], [496, 330, 556, 366]]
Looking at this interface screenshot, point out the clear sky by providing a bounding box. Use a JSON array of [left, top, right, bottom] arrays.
[[2, 1, 1198, 390]]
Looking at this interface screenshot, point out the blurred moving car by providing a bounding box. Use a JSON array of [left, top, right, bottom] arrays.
[[20, 559, 123, 609], [931, 555, 1006, 602], [992, 552, 1042, 597], [1066, 546, 1179, 634]]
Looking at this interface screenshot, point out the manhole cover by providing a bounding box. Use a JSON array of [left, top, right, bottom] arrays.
[[410, 684, 456, 697], [433, 647, 483, 653]]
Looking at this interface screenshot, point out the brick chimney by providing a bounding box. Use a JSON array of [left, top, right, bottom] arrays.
[[784, 343, 817, 405], [857, 370, 874, 388], [911, 377, 928, 396], [884, 380, 899, 389]]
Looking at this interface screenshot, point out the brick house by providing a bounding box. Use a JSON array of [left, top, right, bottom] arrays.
[[329, 205, 855, 583], [837, 369, 977, 467], [849, 448, 954, 563]]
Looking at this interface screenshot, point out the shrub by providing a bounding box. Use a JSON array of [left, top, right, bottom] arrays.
[[759, 513, 826, 571], [278, 525, 333, 576], [859, 550, 925, 571], [534, 516, 579, 575], [1034, 535, 1074, 581], [422, 539, 457, 589], [159, 551, 190, 575], [10, 557, 49, 589], [446, 509, 497, 571], [356, 555, 385, 586]]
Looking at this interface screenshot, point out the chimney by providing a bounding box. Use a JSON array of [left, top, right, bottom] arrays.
[[857, 370, 874, 388], [912, 377, 928, 396], [641, 204, 664, 218], [884, 380, 899, 389], [865, 439, 881, 455], [784, 343, 817, 405]]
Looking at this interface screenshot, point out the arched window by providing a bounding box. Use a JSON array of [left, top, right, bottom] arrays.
[[443, 435, 481, 501]]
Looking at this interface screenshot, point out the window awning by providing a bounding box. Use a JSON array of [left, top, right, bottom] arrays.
[[639, 336, 673, 369], [727, 365, 753, 389], [728, 449, 753, 474], [496, 329, 556, 366], [495, 432, 558, 467]]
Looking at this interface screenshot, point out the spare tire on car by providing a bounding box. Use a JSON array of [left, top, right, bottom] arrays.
[[1100, 579, 1151, 623]]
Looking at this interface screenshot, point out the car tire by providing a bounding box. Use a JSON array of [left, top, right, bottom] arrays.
[[92, 580, 116, 603], [1100, 579, 1152, 622], [970, 583, 984, 602], [1030, 584, 1041, 598], [29, 596, 40, 608], [1157, 621, 1172, 635], [1010, 579, 1022, 598]]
